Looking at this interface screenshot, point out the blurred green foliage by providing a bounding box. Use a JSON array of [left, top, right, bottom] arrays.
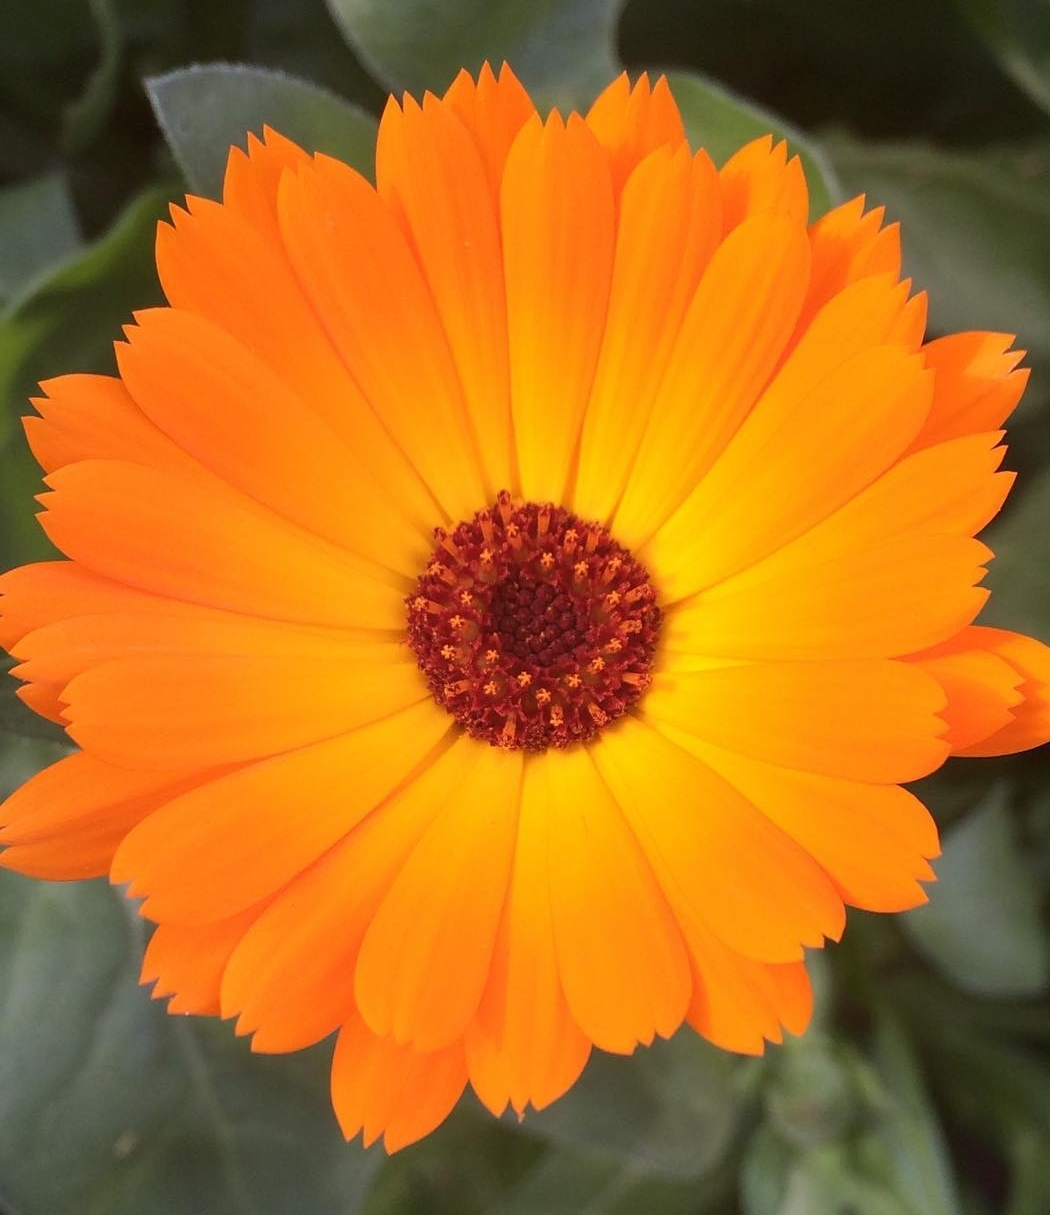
[[1, 1, 1049, 1212]]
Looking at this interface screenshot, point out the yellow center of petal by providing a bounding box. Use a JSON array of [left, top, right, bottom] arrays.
[[406, 491, 661, 750]]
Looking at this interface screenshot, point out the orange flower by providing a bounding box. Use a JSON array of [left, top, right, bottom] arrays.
[[2, 64, 1049, 1150]]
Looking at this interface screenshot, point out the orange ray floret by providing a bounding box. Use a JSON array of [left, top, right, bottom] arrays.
[[1, 64, 1048, 1152]]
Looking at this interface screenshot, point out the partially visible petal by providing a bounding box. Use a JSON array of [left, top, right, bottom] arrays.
[[914, 332, 1027, 448], [950, 628, 1050, 757], [910, 626, 1025, 752], [585, 72, 686, 196], [686, 933, 813, 1055], [25, 374, 204, 481], [0, 752, 203, 880], [142, 906, 261, 1015], [331, 1009, 467, 1152], [442, 63, 536, 202], [800, 195, 902, 328], [222, 125, 311, 238], [719, 136, 808, 231]]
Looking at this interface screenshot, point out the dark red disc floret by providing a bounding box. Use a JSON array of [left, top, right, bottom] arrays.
[[406, 491, 661, 751]]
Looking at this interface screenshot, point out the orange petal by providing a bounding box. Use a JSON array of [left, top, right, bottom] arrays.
[[142, 905, 262, 1015], [914, 332, 1027, 448], [117, 307, 429, 577], [65, 637, 427, 771], [670, 738, 940, 912], [501, 112, 615, 503], [542, 746, 692, 1054], [719, 136, 809, 231], [220, 732, 479, 1052], [467, 754, 590, 1116], [573, 144, 722, 524], [222, 126, 311, 238], [0, 561, 251, 653], [331, 1008, 467, 1152], [671, 531, 989, 663], [355, 745, 523, 1051], [591, 719, 845, 964], [951, 628, 1050, 757], [40, 460, 405, 630], [909, 626, 1026, 752], [585, 72, 686, 197], [277, 153, 487, 522], [611, 213, 811, 549], [665, 428, 1005, 660], [110, 699, 451, 923], [442, 63, 536, 202], [800, 195, 902, 328], [377, 92, 513, 498], [686, 931, 813, 1054], [13, 680, 66, 724], [644, 340, 931, 603], [156, 195, 438, 536], [644, 659, 948, 784], [24, 375, 205, 480], [0, 751, 203, 880], [10, 611, 378, 687]]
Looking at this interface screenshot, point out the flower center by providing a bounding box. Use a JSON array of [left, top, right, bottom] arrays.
[[406, 491, 661, 750]]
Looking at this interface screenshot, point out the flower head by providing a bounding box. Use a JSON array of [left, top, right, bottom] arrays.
[[2, 64, 1049, 1150]]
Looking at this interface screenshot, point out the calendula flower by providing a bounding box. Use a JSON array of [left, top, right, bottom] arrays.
[[2, 63, 1049, 1151]]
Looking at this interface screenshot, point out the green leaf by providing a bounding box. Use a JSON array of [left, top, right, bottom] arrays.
[[0, 173, 82, 306], [665, 70, 842, 218], [954, 0, 1050, 117], [828, 139, 1050, 369], [0, 875, 381, 1215], [62, 0, 124, 153], [323, 0, 624, 108], [867, 1009, 963, 1215], [490, 1147, 714, 1215], [901, 784, 1050, 997], [983, 464, 1050, 641], [522, 1031, 753, 1180], [146, 64, 378, 199]]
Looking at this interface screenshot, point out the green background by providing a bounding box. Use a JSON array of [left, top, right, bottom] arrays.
[[2, 0, 1050, 1211]]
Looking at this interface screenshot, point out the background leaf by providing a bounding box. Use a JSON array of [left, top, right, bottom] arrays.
[[901, 785, 1050, 997], [0, 876, 382, 1215], [0, 174, 81, 307], [146, 63, 378, 198], [322, 0, 623, 107], [954, 0, 1050, 117]]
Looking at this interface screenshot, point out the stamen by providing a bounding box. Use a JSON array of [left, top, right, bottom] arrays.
[[406, 493, 662, 751]]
